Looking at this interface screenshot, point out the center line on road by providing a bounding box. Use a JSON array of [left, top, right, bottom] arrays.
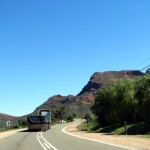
[[41, 132, 58, 150], [44, 142, 51, 149], [37, 133, 47, 150], [37, 132, 58, 150]]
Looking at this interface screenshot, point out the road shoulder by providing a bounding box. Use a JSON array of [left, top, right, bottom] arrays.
[[0, 128, 27, 139], [64, 122, 150, 150]]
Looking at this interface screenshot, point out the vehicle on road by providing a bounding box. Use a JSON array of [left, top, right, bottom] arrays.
[[27, 109, 51, 131]]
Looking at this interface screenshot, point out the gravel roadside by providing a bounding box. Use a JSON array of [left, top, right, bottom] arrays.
[[65, 123, 150, 150]]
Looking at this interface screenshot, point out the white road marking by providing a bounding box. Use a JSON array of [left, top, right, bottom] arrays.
[[44, 142, 51, 149], [37, 133, 47, 150], [37, 132, 58, 150], [41, 132, 58, 150], [62, 124, 137, 150]]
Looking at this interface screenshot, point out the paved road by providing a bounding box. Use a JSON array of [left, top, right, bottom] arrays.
[[0, 122, 135, 150]]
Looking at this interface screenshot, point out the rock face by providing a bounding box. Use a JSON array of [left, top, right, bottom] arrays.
[[34, 70, 144, 116]]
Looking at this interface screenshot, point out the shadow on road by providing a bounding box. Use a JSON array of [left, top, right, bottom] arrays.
[[19, 129, 40, 133]]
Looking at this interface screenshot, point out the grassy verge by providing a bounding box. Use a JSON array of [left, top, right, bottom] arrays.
[[77, 119, 150, 137]]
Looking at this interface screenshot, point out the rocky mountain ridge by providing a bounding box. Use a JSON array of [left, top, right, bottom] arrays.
[[35, 70, 145, 116], [78, 70, 143, 95]]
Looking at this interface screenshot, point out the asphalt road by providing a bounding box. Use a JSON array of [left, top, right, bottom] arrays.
[[0, 122, 135, 150]]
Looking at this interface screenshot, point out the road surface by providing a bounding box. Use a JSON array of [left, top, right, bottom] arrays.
[[0, 122, 135, 150]]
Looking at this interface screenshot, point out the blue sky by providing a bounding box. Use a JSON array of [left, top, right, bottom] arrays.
[[0, 0, 150, 116]]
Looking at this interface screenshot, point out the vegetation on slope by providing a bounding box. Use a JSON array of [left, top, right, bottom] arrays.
[[79, 74, 150, 136]]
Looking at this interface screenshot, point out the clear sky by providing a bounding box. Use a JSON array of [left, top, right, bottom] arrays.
[[0, 0, 150, 116]]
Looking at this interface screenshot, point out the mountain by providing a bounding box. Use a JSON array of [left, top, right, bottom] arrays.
[[33, 70, 144, 117], [0, 70, 146, 125]]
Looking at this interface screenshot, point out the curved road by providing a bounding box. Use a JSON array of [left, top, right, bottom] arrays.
[[0, 122, 135, 150]]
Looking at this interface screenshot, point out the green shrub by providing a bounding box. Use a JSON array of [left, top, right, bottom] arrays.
[[12, 125, 20, 129], [18, 118, 27, 127], [77, 117, 100, 132], [66, 115, 73, 122]]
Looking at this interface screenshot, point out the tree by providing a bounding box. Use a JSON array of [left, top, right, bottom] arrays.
[[51, 106, 66, 122], [66, 115, 73, 122], [114, 79, 136, 124], [134, 75, 150, 122], [93, 84, 117, 126], [93, 79, 137, 126]]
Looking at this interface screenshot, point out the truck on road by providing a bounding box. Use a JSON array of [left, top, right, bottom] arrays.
[[27, 109, 51, 131]]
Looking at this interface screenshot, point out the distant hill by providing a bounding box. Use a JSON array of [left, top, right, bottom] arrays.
[[33, 70, 145, 117], [0, 113, 17, 127]]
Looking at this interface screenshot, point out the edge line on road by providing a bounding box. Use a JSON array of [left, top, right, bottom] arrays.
[[61, 124, 138, 150]]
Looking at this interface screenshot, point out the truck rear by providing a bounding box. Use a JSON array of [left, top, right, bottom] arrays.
[[27, 109, 51, 131]]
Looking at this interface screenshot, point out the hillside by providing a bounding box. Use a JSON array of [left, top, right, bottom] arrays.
[[34, 70, 144, 117]]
